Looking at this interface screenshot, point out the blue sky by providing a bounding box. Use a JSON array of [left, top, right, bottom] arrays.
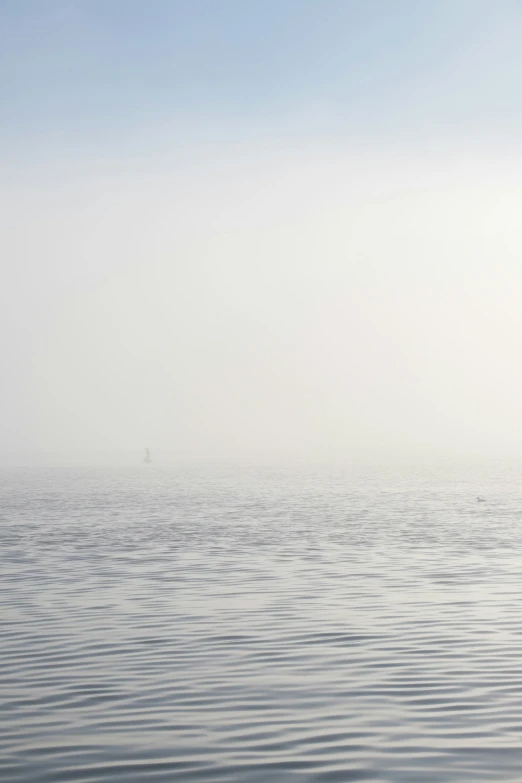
[[4, 1, 522, 462], [2, 0, 522, 153]]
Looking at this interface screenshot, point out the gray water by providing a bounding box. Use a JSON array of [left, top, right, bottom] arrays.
[[2, 464, 522, 782]]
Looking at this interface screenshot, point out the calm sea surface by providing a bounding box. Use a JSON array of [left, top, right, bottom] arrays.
[[2, 464, 522, 782]]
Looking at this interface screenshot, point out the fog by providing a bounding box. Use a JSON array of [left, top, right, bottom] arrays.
[[2, 139, 522, 466]]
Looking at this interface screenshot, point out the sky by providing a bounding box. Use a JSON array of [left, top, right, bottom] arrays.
[[2, 0, 522, 465]]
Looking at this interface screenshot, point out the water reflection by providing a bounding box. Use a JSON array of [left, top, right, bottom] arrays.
[[1, 465, 522, 782]]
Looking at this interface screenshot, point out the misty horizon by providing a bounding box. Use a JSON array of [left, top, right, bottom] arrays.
[[4, 140, 522, 465]]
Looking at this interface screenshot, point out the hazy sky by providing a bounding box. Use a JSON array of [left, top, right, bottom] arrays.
[[3, 0, 522, 464]]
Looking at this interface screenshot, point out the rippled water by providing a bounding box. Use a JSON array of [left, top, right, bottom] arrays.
[[2, 463, 522, 782]]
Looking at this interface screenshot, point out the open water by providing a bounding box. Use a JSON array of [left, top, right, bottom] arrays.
[[1, 463, 522, 782]]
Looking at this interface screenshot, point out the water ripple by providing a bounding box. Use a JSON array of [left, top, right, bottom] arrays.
[[2, 464, 522, 781]]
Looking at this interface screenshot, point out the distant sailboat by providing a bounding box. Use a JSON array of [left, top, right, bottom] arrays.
[[144, 448, 152, 464]]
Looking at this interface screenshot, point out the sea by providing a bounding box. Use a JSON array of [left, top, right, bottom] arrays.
[[1, 462, 522, 782]]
